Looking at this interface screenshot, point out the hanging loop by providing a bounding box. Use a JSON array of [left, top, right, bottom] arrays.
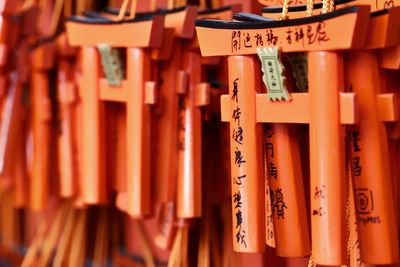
[[117, 0, 138, 20]]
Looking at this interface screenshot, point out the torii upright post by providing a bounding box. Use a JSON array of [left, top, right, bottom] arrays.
[[30, 41, 56, 211], [56, 33, 80, 200], [344, 7, 400, 264], [149, 5, 198, 248], [196, 6, 369, 264]]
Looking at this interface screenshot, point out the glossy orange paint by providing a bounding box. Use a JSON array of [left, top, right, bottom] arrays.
[[344, 50, 399, 265], [30, 42, 55, 211], [196, 6, 370, 259]]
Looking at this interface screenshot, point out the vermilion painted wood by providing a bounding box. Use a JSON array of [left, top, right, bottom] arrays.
[[345, 50, 399, 264], [79, 46, 108, 204], [196, 6, 369, 56], [56, 34, 80, 199], [126, 47, 152, 217], [196, 5, 370, 260], [231, 10, 310, 257], [30, 43, 55, 211], [263, 124, 310, 257], [152, 7, 198, 249], [66, 16, 164, 47], [227, 55, 266, 252], [268, 4, 400, 264], [308, 51, 347, 265], [176, 49, 205, 219], [66, 12, 164, 214]]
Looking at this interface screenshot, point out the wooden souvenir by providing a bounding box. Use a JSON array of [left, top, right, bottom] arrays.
[[150, 6, 198, 249], [232, 12, 310, 258], [66, 6, 164, 214], [196, 6, 369, 263], [343, 7, 400, 265]]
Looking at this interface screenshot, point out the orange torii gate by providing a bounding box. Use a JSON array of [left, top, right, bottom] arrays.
[[66, 8, 164, 216], [196, 6, 368, 265]]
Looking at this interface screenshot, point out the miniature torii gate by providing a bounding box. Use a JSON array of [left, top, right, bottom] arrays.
[[231, 11, 311, 258], [150, 5, 199, 249], [176, 5, 246, 221], [152, 3, 235, 249], [196, 5, 370, 265], [66, 4, 164, 217], [256, 3, 400, 264]]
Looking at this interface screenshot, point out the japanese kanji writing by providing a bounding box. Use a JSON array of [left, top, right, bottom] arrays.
[[231, 77, 248, 248], [230, 22, 330, 53]]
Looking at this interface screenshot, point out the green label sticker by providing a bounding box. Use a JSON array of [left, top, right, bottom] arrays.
[[257, 47, 291, 101], [286, 53, 308, 92], [97, 44, 124, 86]]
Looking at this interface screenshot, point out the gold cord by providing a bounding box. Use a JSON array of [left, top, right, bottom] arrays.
[[128, 0, 138, 19], [307, 253, 316, 267], [322, 0, 329, 13], [280, 0, 289, 20], [117, 0, 130, 21], [329, 0, 335, 12], [306, 0, 314, 17]]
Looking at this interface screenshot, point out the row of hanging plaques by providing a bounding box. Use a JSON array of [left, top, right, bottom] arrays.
[[0, 0, 399, 266]]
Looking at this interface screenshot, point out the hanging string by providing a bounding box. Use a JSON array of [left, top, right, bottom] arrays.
[[322, 0, 334, 13], [329, 0, 335, 12], [322, 0, 329, 13], [280, 0, 289, 20], [116, 0, 138, 20], [342, 137, 352, 267], [117, 0, 131, 21], [21, 215, 49, 267], [168, 227, 183, 267], [53, 206, 76, 267], [306, 0, 314, 16], [168, 226, 189, 267], [37, 203, 69, 267], [307, 253, 316, 267], [128, 0, 137, 19], [68, 209, 87, 266]]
